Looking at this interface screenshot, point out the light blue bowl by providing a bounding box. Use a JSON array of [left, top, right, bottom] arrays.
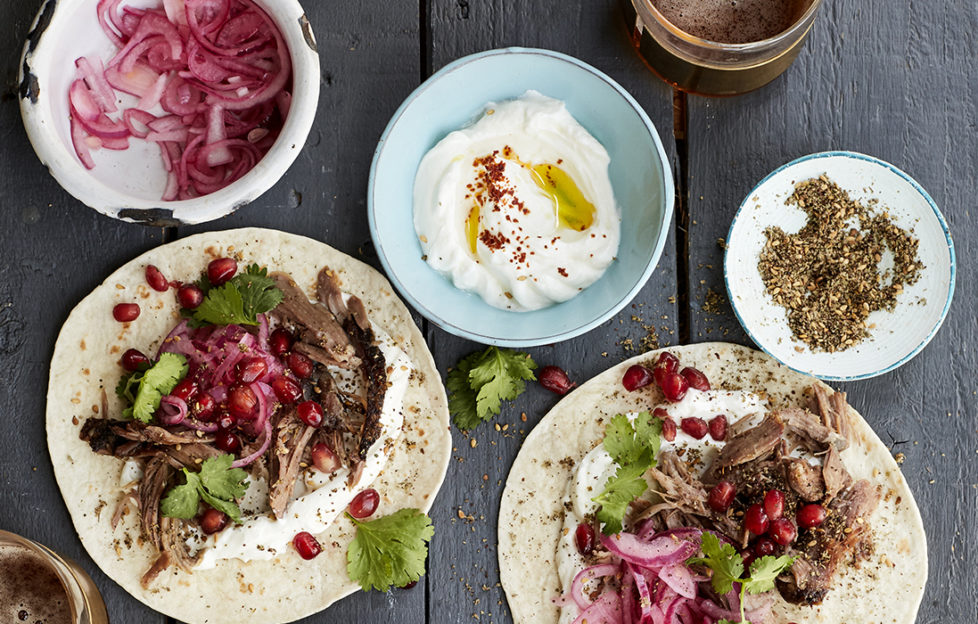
[[368, 48, 674, 347]]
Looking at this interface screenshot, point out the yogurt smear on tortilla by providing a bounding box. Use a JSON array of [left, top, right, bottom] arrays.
[[413, 90, 620, 311], [555, 389, 772, 622]]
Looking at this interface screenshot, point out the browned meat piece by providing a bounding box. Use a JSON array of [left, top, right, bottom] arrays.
[[821, 445, 852, 500], [116, 424, 207, 446], [81, 418, 211, 453], [778, 407, 846, 452], [710, 413, 784, 477], [80, 418, 118, 454], [316, 266, 371, 331], [141, 517, 197, 588], [140, 552, 170, 588], [138, 455, 172, 551], [785, 458, 825, 502], [343, 317, 388, 461], [163, 443, 222, 469], [269, 272, 360, 368], [649, 451, 711, 517], [776, 479, 880, 605], [267, 410, 316, 519], [810, 385, 851, 449]]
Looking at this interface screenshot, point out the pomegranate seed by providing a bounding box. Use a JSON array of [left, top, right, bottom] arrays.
[[769, 518, 797, 546], [236, 357, 268, 384], [121, 348, 149, 372], [348, 488, 380, 519], [744, 504, 769, 535], [680, 417, 708, 440], [145, 265, 169, 292], [288, 352, 314, 379], [401, 581, 418, 589], [575, 523, 595, 556], [215, 430, 241, 453], [113, 303, 140, 322], [228, 385, 258, 420], [659, 372, 689, 402], [661, 417, 677, 442], [654, 352, 679, 374], [708, 481, 736, 512], [680, 366, 710, 391], [292, 532, 322, 560], [177, 284, 204, 309], [538, 365, 576, 395], [207, 257, 238, 286], [297, 401, 323, 427], [708, 415, 728, 441], [763, 489, 785, 520], [272, 376, 302, 404], [269, 328, 293, 357], [652, 407, 669, 420], [622, 365, 654, 391], [170, 378, 198, 402], [192, 394, 217, 421], [216, 411, 236, 431], [754, 537, 776, 557], [199, 507, 228, 535], [741, 549, 758, 568], [311, 442, 340, 473], [797, 504, 827, 529]]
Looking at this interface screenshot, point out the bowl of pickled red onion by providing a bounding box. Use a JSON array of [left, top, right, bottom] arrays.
[[19, 0, 320, 225]]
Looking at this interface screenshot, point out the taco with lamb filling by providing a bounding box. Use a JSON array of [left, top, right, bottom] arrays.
[[499, 343, 926, 624], [47, 228, 452, 624]]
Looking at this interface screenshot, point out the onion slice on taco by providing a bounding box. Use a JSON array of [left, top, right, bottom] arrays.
[[47, 229, 452, 624], [499, 343, 926, 624]]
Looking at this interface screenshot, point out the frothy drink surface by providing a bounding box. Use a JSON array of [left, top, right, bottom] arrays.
[[651, 0, 808, 44], [0, 543, 72, 624]]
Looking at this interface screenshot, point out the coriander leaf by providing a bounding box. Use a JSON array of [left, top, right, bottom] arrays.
[[115, 370, 142, 404], [602, 413, 661, 467], [469, 347, 536, 421], [199, 488, 242, 523], [346, 509, 434, 592], [593, 455, 650, 535], [192, 282, 247, 326], [634, 412, 663, 461], [745, 554, 796, 594], [231, 269, 282, 320], [160, 471, 202, 519], [131, 353, 188, 423], [446, 347, 536, 430], [447, 350, 483, 430], [688, 532, 744, 595], [198, 455, 249, 501]]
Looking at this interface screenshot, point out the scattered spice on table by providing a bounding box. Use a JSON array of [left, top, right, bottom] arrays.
[[758, 175, 924, 352]]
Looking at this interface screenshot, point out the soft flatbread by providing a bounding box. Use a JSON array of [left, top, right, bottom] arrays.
[[46, 228, 452, 624], [499, 342, 926, 624]]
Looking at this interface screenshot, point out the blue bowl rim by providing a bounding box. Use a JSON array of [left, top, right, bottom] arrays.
[[723, 150, 957, 382], [367, 46, 676, 347]]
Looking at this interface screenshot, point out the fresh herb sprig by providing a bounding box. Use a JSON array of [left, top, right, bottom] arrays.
[[186, 263, 283, 327], [115, 352, 188, 423], [447, 346, 537, 430], [591, 412, 662, 535], [346, 508, 434, 592], [160, 455, 249, 523], [689, 532, 796, 624]]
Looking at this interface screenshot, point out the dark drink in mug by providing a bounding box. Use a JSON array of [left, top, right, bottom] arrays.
[[0, 531, 108, 624], [622, 0, 823, 96]]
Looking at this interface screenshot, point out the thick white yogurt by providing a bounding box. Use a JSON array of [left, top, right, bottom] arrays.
[[413, 90, 620, 311], [555, 389, 768, 622]]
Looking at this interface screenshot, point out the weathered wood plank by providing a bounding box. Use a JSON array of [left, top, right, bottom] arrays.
[[0, 5, 167, 624], [685, 2, 978, 622], [426, 1, 680, 621]]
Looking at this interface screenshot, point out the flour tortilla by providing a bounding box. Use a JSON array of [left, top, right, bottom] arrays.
[[46, 228, 452, 624], [499, 343, 926, 624]]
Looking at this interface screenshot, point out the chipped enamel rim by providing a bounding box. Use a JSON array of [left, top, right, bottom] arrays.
[[18, 0, 320, 226]]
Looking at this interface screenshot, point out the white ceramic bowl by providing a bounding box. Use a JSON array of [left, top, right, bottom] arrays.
[[19, 0, 320, 225], [725, 151, 955, 381]]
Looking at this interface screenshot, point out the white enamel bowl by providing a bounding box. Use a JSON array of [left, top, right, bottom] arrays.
[[19, 0, 320, 225], [725, 151, 955, 381]]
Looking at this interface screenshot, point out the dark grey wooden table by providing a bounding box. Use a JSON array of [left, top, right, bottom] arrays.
[[1, 0, 975, 622]]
